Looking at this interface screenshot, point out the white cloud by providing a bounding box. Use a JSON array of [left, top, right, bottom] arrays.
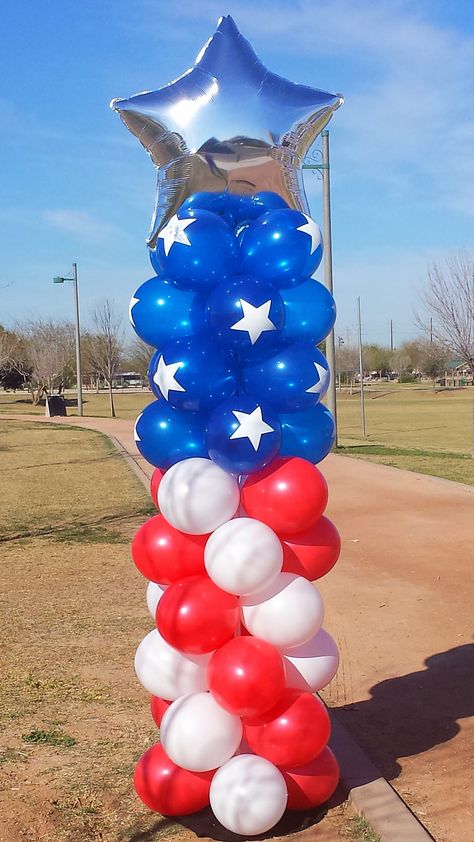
[[42, 209, 121, 241]]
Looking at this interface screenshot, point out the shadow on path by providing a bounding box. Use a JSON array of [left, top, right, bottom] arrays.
[[334, 643, 474, 780]]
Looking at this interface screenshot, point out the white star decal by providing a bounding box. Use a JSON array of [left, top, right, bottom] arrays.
[[306, 362, 330, 395], [157, 214, 197, 256], [129, 296, 139, 327], [154, 355, 185, 400], [134, 412, 143, 443], [297, 214, 322, 255], [230, 299, 277, 345], [230, 406, 274, 451]]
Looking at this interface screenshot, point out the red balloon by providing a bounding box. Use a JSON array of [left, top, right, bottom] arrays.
[[282, 747, 340, 811], [150, 468, 164, 508], [156, 575, 239, 654], [241, 458, 328, 536], [208, 636, 286, 718], [244, 689, 331, 767], [134, 743, 214, 815], [150, 695, 171, 728], [282, 516, 341, 581], [132, 515, 207, 584]]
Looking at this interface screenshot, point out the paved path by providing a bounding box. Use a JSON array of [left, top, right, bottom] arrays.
[[3, 414, 473, 841]]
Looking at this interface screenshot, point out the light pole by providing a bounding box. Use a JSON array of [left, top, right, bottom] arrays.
[[53, 262, 83, 416], [303, 129, 338, 446]]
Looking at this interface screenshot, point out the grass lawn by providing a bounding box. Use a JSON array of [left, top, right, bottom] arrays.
[[0, 420, 374, 842], [0, 389, 153, 420], [2, 383, 472, 484], [336, 384, 474, 485]]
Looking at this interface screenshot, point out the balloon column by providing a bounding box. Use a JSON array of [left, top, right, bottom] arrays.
[[113, 15, 343, 837]]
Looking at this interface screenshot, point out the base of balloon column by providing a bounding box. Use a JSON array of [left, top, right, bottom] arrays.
[[176, 798, 333, 839]]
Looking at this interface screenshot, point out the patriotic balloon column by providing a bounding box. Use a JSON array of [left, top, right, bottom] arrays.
[[130, 192, 341, 835]]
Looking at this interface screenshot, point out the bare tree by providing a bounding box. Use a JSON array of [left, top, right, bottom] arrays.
[[126, 337, 154, 381], [0, 326, 18, 370], [14, 320, 75, 404], [417, 254, 474, 378], [86, 300, 124, 417]]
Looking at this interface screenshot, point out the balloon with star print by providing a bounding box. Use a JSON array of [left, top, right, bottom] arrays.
[[206, 395, 281, 476], [129, 276, 206, 349], [205, 276, 285, 362], [242, 342, 330, 413], [240, 209, 323, 289], [134, 402, 208, 470], [148, 335, 239, 413], [150, 209, 239, 292]]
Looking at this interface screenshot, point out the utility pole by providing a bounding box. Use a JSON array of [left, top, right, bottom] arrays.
[[390, 319, 394, 352], [302, 129, 338, 446], [357, 296, 366, 437], [320, 130, 338, 445]]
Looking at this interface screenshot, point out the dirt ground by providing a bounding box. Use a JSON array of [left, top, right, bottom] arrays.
[[319, 456, 474, 842]]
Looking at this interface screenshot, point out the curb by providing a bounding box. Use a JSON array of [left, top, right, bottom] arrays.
[[329, 713, 434, 841]]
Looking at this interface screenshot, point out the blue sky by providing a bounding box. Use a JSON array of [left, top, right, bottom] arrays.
[[1, 0, 474, 346]]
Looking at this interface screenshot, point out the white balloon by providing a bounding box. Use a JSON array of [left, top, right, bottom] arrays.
[[210, 754, 287, 835], [146, 581, 166, 619], [205, 518, 283, 596], [282, 627, 339, 692], [134, 629, 210, 699], [240, 573, 324, 649], [158, 458, 240, 534], [161, 692, 242, 772]]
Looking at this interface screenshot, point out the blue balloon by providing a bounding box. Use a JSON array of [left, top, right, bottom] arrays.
[[147, 349, 161, 393], [280, 404, 335, 463], [240, 208, 323, 288], [207, 394, 281, 475], [134, 401, 207, 470], [205, 276, 285, 362], [180, 192, 251, 228], [281, 279, 336, 344], [247, 192, 289, 220], [150, 208, 238, 291], [129, 276, 205, 348], [242, 341, 330, 413], [148, 335, 238, 413]]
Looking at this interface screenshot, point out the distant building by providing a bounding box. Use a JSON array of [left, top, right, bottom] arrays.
[[114, 371, 144, 388]]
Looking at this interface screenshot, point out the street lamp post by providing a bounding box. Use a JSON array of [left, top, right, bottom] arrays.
[[53, 262, 83, 416], [303, 129, 338, 446]]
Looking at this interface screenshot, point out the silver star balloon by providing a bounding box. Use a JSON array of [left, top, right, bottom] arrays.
[[111, 15, 343, 248]]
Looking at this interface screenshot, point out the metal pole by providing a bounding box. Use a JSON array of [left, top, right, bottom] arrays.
[[321, 130, 338, 446], [357, 296, 366, 437], [390, 319, 394, 352], [72, 262, 83, 416]]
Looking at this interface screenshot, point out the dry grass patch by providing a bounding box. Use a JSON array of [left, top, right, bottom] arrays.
[[0, 420, 153, 539]]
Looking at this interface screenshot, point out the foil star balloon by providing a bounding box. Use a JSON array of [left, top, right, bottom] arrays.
[[111, 15, 343, 248]]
